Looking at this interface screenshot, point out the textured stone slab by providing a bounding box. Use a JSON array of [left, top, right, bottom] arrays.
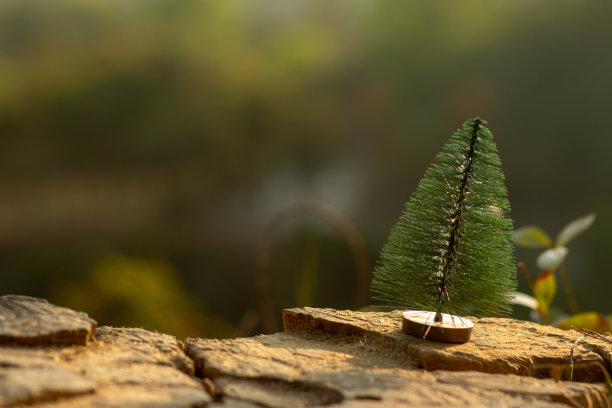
[[214, 377, 343, 408], [0, 365, 96, 406], [0, 295, 97, 346], [2, 297, 611, 408], [0, 347, 94, 406], [185, 327, 609, 408], [432, 370, 609, 408], [283, 307, 612, 382], [30, 385, 209, 408], [93, 326, 195, 375], [185, 332, 415, 381], [207, 398, 261, 408], [0, 324, 209, 407], [49, 327, 208, 407], [0, 347, 209, 408], [322, 370, 610, 408]]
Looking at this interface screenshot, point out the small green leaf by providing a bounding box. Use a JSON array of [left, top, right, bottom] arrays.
[[533, 270, 556, 319], [557, 312, 611, 333], [514, 226, 553, 248], [556, 213, 596, 247], [511, 292, 538, 310], [536, 246, 568, 271]]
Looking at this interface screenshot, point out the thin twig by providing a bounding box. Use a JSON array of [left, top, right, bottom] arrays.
[[571, 326, 612, 344], [559, 263, 579, 314], [569, 326, 612, 393], [255, 201, 371, 333], [517, 262, 534, 293], [569, 334, 586, 381]]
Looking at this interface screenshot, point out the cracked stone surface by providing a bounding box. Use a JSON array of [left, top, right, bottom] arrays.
[[185, 307, 612, 408], [282, 308, 612, 382], [0, 295, 97, 345], [0, 364, 96, 406], [0, 297, 209, 407], [93, 326, 195, 375], [1, 298, 611, 407]]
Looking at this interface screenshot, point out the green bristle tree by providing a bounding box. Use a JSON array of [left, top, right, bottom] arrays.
[[371, 118, 516, 320]]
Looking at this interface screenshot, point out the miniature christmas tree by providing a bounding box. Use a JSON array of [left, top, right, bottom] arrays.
[[371, 118, 516, 342]]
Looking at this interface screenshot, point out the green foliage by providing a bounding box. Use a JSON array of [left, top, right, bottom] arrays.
[[514, 213, 611, 332], [533, 270, 556, 320], [52, 254, 236, 339], [371, 118, 516, 317], [557, 312, 611, 333], [514, 213, 596, 270], [2, 0, 612, 334]]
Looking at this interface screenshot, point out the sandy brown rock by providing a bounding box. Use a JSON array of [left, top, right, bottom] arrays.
[[0, 346, 94, 406], [207, 398, 261, 408], [283, 307, 612, 382], [184, 307, 612, 408], [185, 331, 415, 381], [323, 370, 610, 408], [2, 297, 611, 408], [0, 364, 96, 406], [0, 322, 209, 407], [432, 370, 609, 408], [0, 343, 209, 407], [214, 377, 343, 408], [93, 326, 195, 375], [185, 332, 609, 408], [0, 295, 97, 346], [30, 385, 209, 408]]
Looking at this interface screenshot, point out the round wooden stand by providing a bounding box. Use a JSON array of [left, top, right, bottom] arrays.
[[402, 310, 473, 343]]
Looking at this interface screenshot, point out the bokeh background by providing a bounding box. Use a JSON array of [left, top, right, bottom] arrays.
[[2, 0, 611, 338]]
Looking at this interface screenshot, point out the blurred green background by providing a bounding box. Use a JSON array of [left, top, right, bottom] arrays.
[[2, 0, 611, 338]]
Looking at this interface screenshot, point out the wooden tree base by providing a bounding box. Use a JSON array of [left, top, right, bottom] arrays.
[[402, 310, 474, 343]]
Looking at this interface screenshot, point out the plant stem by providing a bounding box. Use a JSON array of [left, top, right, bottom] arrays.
[[569, 334, 585, 381], [558, 263, 579, 315], [255, 201, 371, 333], [570, 327, 612, 389], [517, 262, 534, 293]]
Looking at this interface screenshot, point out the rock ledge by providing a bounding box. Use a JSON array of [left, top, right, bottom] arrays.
[[1, 296, 611, 408]]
